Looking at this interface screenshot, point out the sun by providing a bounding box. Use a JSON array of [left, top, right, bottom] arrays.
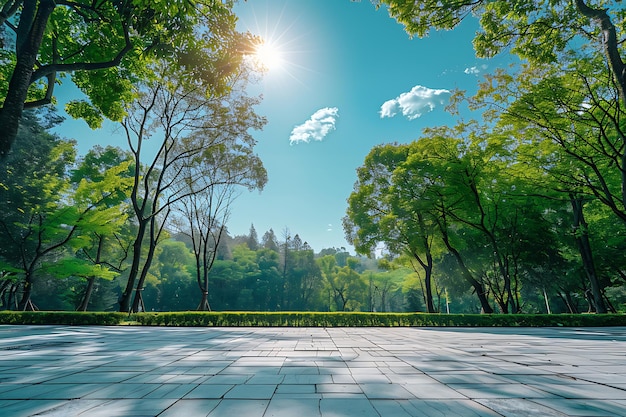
[[252, 40, 284, 72]]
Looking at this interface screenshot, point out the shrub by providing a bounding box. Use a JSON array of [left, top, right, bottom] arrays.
[[2, 311, 626, 327]]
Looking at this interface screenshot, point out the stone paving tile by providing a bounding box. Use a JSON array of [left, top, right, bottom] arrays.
[[372, 399, 502, 417], [282, 374, 333, 384], [330, 374, 356, 384], [183, 384, 233, 399], [264, 398, 321, 417], [316, 383, 363, 394], [451, 382, 557, 399], [275, 382, 315, 393], [0, 399, 72, 417], [403, 382, 468, 399], [2, 325, 626, 416], [223, 384, 277, 399], [206, 399, 269, 417], [532, 398, 626, 416], [319, 398, 379, 417], [82, 398, 177, 416], [429, 372, 511, 384], [142, 384, 197, 399], [205, 374, 251, 384], [157, 399, 220, 417], [351, 373, 391, 384], [529, 382, 626, 400], [476, 398, 570, 417], [246, 374, 285, 384], [359, 383, 415, 399]]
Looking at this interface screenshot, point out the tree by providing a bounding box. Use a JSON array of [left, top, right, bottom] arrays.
[[317, 255, 367, 311], [247, 224, 259, 251], [373, 0, 626, 108], [253, 247, 282, 310], [0, 0, 253, 157], [171, 140, 266, 311], [150, 239, 196, 311], [465, 57, 626, 312], [118, 70, 266, 313], [70, 145, 134, 311], [261, 228, 279, 252], [344, 143, 438, 312], [0, 112, 122, 310], [284, 243, 322, 310]]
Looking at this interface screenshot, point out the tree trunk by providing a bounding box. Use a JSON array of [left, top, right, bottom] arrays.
[[570, 195, 607, 313], [119, 220, 147, 312], [423, 261, 435, 313], [131, 214, 161, 313], [17, 281, 32, 311], [437, 216, 494, 313], [575, 0, 626, 109], [197, 291, 211, 311], [77, 236, 105, 311], [0, 0, 55, 157], [77, 277, 96, 312]]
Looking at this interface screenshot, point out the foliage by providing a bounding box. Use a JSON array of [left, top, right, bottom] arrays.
[[4, 311, 626, 328], [0, 111, 127, 310], [0, 311, 127, 325], [0, 0, 256, 156], [118, 66, 267, 313]]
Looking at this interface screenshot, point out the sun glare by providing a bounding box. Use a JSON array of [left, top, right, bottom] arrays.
[[238, 4, 306, 83], [253, 40, 284, 71]]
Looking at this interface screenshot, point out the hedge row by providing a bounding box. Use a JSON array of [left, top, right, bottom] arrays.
[[2, 311, 626, 327], [0, 311, 127, 325]]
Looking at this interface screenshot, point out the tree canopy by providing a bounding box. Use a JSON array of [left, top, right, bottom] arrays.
[[373, 0, 626, 106], [0, 0, 254, 157]]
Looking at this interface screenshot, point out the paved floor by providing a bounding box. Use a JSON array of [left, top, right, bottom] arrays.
[[1, 326, 626, 417]]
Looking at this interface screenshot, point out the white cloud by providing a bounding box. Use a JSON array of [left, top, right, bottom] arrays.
[[290, 107, 339, 144], [327, 223, 333, 232], [379, 85, 450, 120], [464, 64, 488, 75]]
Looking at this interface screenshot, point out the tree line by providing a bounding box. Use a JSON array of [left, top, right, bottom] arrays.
[[343, 0, 626, 314], [2, 1, 626, 315]]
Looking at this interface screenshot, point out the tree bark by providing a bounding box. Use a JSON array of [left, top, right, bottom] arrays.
[[0, 0, 55, 157], [119, 220, 147, 312], [575, 0, 626, 109], [570, 195, 607, 313], [77, 236, 104, 311]]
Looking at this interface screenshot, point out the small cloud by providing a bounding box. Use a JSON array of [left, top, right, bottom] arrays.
[[464, 64, 488, 75], [327, 223, 333, 232], [380, 85, 450, 120], [290, 107, 339, 144]]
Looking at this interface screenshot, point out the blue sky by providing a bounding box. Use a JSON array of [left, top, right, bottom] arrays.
[[55, 0, 513, 253], [227, 0, 513, 252]]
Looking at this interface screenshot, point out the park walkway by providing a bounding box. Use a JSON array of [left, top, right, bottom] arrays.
[[1, 325, 626, 416]]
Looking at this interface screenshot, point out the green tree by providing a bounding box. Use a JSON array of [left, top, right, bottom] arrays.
[[70, 145, 134, 311], [465, 57, 626, 312], [373, 0, 626, 108], [285, 245, 322, 310], [172, 142, 265, 311], [253, 247, 282, 310], [0, 112, 121, 310], [261, 228, 279, 252], [247, 224, 259, 251], [0, 0, 253, 157], [151, 239, 196, 311], [344, 143, 439, 312], [119, 69, 266, 313], [318, 255, 367, 311]]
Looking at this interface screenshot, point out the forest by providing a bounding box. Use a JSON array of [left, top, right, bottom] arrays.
[[1, 1, 626, 315]]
